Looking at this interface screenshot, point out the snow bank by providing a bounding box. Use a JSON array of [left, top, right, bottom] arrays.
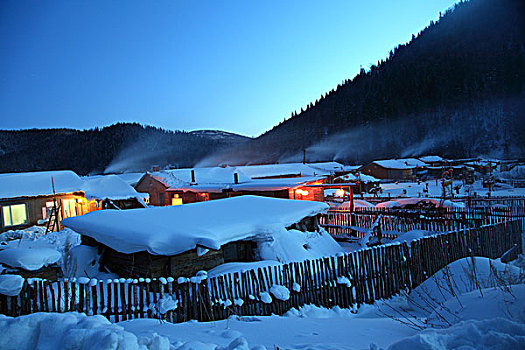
[[0, 247, 60, 271], [408, 257, 523, 311], [0, 312, 170, 350], [63, 196, 329, 256], [427, 284, 525, 327], [387, 318, 525, 350], [284, 304, 356, 319], [0, 275, 24, 296]]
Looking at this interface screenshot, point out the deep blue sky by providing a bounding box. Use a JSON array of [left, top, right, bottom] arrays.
[[1, 1, 458, 137]]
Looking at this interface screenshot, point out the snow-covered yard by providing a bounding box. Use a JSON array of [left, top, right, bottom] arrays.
[[0, 256, 523, 350]]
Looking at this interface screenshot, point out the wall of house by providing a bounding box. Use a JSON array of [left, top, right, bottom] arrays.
[[135, 175, 169, 206], [287, 187, 324, 201], [82, 236, 258, 278], [0, 193, 95, 232], [361, 164, 414, 180]]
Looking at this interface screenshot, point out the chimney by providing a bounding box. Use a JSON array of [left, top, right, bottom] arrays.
[[234, 172, 239, 184], [152, 165, 160, 172], [191, 169, 196, 183]]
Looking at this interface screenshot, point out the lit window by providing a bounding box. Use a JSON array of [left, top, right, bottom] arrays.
[[171, 194, 183, 206], [2, 204, 28, 227], [42, 201, 56, 219], [62, 199, 77, 218]]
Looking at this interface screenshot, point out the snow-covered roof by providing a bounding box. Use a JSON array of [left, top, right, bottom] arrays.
[[114, 173, 145, 186], [336, 173, 379, 183], [0, 170, 144, 202], [150, 167, 252, 193], [418, 155, 445, 163], [82, 175, 146, 204], [148, 168, 325, 193], [306, 162, 346, 174], [63, 195, 329, 256], [342, 165, 361, 172], [235, 163, 332, 179], [0, 170, 84, 199], [372, 158, 426, 169]]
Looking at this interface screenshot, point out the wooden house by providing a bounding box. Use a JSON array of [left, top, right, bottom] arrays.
[[62, 196, 332, 278], [360, 159, 427, 180], [0, 171, 146, 232], [135, 166, 328, 206]]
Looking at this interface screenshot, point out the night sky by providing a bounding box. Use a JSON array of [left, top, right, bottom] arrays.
[[0, 0, 458, 137]]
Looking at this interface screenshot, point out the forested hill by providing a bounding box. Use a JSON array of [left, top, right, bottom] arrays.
[[0, 123, 250, 175], [202, 0, 525, 166]]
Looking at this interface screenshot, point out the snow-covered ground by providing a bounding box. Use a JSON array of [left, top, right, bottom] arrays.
[[1, 255, 523, 349]]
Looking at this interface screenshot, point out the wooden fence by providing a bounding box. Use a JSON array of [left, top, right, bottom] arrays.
[[0, 219, 521, 322], [320, 205, 525, 237]]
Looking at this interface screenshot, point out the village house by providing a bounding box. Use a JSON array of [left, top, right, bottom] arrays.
[[359, 158, 427, 180], [0, 171, 146, 232], [62, 196, 340, 278], [134, 163, 343, 206]]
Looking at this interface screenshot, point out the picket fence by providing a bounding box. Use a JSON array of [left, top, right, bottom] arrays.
[[0, 219, 521, 323]]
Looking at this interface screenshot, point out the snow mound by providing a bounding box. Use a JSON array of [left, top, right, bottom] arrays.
[[0, 228, 81, 273], [408, 257, 523, 312], [0, 312, 170, 350], [0, 247, 60, 271], [270, 285, 290, 301], [0, 275, 24, 296], [0, 226, 47, 243], [284, 305, 356, 319], [387, 318, 525, 350], [257, 228, 342, 263], [427, 284, 525, 327]]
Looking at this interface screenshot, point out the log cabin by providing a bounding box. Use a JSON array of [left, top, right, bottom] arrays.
[[62, 196, 335, 278], [0, 171, 146, 232], [359, 158, 427, 180], [135, 166, 328, 206]]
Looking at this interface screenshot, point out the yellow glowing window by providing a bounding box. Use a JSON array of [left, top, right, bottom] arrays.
[[172, 194, 183, 206], [62, 199, 77, 218], [2, 204, 28, 227]]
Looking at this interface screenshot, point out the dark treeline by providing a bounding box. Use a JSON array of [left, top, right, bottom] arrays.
[[205, 0, 525, 165], [0, 123, 249, 174]]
